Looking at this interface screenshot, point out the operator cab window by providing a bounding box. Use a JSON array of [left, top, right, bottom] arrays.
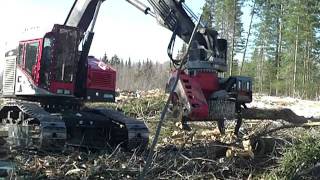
[[55, 29, 78, 82], [40, 37, 54, 88], [25, 42, 39, 75]]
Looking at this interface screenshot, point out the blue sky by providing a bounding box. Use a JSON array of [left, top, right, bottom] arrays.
[[0, 0, 205, 65]]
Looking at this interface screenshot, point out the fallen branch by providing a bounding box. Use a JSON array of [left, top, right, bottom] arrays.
[[242, 108, 308, 124], [65, 168, 83, 176]]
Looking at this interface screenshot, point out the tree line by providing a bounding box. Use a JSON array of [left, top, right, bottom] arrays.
[[202, 0, 320, 99], [1, 0, 319, 99], [100, 52, 170, 91]]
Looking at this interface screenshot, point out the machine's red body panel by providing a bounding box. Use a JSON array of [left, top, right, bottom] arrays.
[[170, 70, 221, 121], [86, 56, 116, 92], [168, 68, 253, 125]]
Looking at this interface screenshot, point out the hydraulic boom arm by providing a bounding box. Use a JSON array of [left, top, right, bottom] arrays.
[[64, 0, 104, 34], [64, 0, 196, 42], [65, 0, 221, 61], [126, 0, 225, 70]]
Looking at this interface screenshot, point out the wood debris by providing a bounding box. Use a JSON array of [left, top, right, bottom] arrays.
[[1, 91, 320, 179]]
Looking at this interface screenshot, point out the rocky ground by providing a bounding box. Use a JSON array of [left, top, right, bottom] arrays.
[[1, 90, 320, 179]]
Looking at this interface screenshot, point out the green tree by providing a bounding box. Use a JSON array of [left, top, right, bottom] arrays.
[[101, 52, 108, 64], [128, 57, 132, 68], [249, 0, 320, 98], [210, 0, 245, 76], [110, 54, 120, 66], [202, 0, 215, 28]]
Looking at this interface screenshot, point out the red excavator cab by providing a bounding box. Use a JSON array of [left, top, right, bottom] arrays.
[[13, 25, 80, 97], [14, 25, 116, 102]]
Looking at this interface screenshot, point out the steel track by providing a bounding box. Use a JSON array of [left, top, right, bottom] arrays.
[[0, 98, 149, 151]]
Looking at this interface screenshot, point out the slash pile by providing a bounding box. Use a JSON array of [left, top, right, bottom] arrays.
[[1, 90, 320, 179]]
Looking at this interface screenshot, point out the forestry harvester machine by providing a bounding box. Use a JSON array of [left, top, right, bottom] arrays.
[[0, 0, 150, 150], [125, 0, 253, 135], [0, 0, 252, 151]]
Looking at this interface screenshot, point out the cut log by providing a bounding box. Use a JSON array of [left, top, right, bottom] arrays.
[[242, 108, 308, 124]]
